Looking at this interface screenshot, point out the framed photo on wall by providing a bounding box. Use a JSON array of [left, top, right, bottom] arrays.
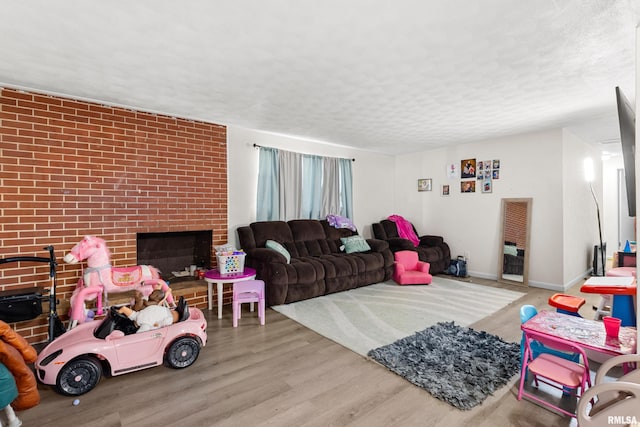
[[418, 178, 432, 192], [482, 178, 492, 193], [461, 180, 475, 193], [442, 184, 450, 196], [461, 158, 476, 178]]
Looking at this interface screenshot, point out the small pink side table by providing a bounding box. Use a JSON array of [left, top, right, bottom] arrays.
[[204, 267, 257, 319]]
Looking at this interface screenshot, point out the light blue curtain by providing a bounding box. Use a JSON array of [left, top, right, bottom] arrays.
[[301, 155, 323, 219], [338, 158, 353, 218], [256, 147, 279, 221], [256, 146, 354, 221]]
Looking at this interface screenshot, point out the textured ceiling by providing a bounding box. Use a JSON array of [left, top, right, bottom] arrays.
[[0, 0, 638, 155]]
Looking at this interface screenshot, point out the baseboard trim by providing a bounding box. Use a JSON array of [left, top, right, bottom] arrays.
[[468, 269, 591, 293]]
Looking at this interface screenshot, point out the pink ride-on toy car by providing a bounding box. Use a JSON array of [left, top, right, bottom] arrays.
[[35, 297, 207, 396]]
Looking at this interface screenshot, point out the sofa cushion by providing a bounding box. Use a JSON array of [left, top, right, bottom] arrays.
[[315, 254, 358, 294], [340, 235, 371, 253], [288, 219, 327, 241], [266, 240, 291, 263], [288, 220, 333, 256], [251, 221, 294, 247]]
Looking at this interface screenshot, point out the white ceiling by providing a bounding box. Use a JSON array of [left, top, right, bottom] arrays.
[[0, 0, 638, 155]]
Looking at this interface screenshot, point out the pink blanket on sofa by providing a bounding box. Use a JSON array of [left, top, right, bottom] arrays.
[[388, 214, 420, 246]]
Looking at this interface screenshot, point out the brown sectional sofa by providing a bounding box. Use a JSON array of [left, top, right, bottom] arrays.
[[237, 219, 394, 306]]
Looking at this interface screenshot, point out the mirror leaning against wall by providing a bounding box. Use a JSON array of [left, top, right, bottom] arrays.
[[498, 198, 532, 286]]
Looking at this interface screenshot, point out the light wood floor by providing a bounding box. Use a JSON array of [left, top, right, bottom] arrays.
[[19, 276, 605, 427]]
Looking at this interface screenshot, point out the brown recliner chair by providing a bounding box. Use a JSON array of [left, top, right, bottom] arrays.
[[372, 219, 451, 274]]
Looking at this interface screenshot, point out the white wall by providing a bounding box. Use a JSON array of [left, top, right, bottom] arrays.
[[227, 126, 395, 247], [562, 129, 604, 285], [393, 129, 600, 291]]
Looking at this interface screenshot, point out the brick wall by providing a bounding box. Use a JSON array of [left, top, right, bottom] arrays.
[[504, 202, 528, 248], [0, 87, 227, 343]]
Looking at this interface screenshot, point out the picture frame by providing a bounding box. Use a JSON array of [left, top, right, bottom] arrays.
[[442, 184, 450, 196], [482, 178, 492, 193], [447, 163, 457, 179], [418, 178, 432, 192], [461, 180, 475, 193], [461, 158, 476, 178]]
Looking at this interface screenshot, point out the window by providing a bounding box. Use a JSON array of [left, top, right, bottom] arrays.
[[256, 146, 353, 221]]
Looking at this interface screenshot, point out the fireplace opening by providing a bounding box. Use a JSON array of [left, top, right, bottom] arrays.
[[136, 230, 212, 283]]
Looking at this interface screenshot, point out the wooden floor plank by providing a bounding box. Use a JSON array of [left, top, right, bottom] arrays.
[[19, 276, 600, 426]]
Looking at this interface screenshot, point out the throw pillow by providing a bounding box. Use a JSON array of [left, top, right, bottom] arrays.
[[266, 240, 291, 263], [503, 244, 518, 256], [340, 235, 371, 254]]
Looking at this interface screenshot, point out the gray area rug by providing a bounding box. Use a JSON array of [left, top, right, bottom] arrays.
[[367, 321, 520, 410]]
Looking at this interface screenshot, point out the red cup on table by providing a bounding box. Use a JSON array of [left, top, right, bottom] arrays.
[[603, 316, 621, 337]]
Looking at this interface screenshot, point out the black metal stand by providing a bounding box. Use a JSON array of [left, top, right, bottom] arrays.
[[590, 183, 606, 276], [0, 246, 65, 341]]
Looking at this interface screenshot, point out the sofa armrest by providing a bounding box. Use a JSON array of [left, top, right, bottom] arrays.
[[366, 238, 389, 253], [419, 235, 444, 247], [417, 261, 431, 273], [394, 262, 405, 275], [246, 247, 288, 264]]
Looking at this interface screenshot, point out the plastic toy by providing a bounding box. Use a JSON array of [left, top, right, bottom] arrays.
[[64, 236, 175, 328], [118, 289, 179, 333], [35, 297, 206, 396]]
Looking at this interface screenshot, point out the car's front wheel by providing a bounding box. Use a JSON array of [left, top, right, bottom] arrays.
[[56, 356, 103, 396], [165, 337, 200, 369]]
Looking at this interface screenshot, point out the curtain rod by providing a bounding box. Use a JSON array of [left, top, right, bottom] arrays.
[[253, 143, 355, 162]]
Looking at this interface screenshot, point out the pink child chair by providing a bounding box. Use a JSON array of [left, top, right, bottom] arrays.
[[518, 328, 592, 418], [232, 280, 265, 327], [392, 250, 432, 285]]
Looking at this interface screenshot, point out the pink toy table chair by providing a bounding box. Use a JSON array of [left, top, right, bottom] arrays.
[[518, 328, 592, 418], [392, 250, 432, 285], [232, 280, 265, 327]]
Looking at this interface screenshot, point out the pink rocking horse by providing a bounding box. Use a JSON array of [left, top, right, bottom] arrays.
[[64, 236, 174, 328]]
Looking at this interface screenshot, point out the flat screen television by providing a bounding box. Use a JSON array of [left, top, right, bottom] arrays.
[[616, 86, 636, 217]]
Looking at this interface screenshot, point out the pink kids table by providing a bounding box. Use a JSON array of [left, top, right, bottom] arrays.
[[204, 267, 257, 319]]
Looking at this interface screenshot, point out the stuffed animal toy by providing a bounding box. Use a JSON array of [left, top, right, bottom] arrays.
[[119, 289, 179, 333]]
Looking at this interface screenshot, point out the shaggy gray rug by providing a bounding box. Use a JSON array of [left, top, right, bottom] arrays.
[[367, 321, 520, 410]]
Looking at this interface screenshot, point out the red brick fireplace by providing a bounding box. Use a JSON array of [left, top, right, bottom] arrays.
[[0, 87, 227, 342]]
